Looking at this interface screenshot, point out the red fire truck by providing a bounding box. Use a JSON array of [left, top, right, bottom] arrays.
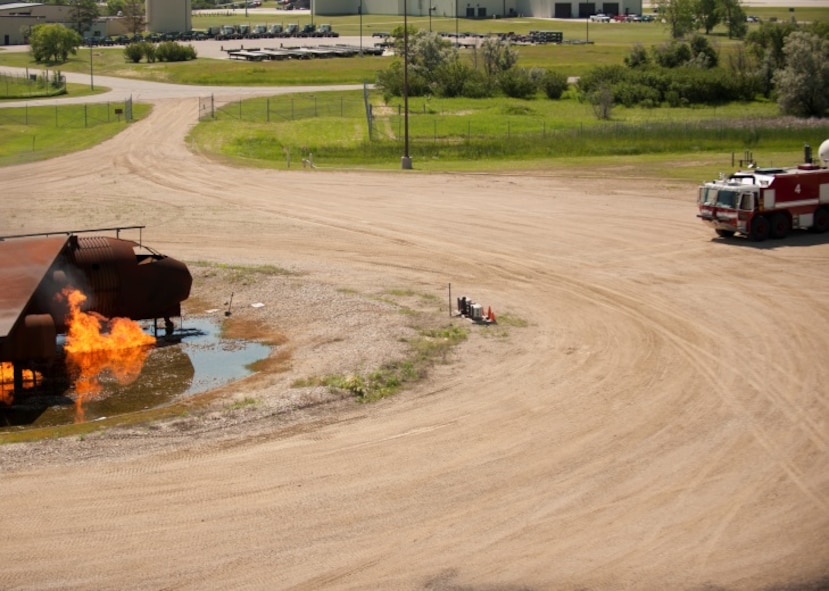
[[697, 145, 829, 241]]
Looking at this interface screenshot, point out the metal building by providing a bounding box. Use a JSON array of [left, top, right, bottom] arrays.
[[146, 0, 191, 34], [313, 0, 643, 19]]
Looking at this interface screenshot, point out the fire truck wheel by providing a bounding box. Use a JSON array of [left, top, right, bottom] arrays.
[[813, 207, 829, 233], [770, 212, 791, 240], [749, 215, 770, 242]]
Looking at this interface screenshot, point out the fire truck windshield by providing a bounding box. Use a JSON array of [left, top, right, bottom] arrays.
[[715, 190, 739, 208]]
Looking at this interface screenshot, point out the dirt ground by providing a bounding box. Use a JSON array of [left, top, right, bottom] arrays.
[[1, 93, 828, 591]]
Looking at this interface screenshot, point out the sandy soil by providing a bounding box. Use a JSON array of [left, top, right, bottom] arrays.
[[1, 88, 829, 591]]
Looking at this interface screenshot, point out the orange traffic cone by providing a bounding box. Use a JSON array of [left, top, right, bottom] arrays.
[[488, 308, 496, 323]]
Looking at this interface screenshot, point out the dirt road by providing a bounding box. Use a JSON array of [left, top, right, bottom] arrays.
[[1, 91, 828, 591]]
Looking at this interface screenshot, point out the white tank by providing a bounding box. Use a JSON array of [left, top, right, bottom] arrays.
[[146, 0, 192, 33], [819, 139, 829, 166]]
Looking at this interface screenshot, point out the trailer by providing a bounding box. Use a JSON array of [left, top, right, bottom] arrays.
[[697, 142, 829, 241]]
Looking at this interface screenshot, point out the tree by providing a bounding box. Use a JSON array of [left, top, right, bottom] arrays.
[[377, 29, 493, 99], [655, 0, 695, 39], [718, 0, 747, 39], [66, 0, 99, 35], [773, 31, 829, 117], [746, 21, 798, 96], [121, 0, 146, 36], [695, 0, 721, 35], [106, 0, 125, 16], [588, 83, 614, 120], [480, 37, 518, 80], [29, 23, 81, 63]]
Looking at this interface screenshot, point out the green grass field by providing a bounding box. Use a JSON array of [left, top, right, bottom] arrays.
[[189, 88, 829, 179], [0, 102, 151, 166], [1, 7, 827, 175]]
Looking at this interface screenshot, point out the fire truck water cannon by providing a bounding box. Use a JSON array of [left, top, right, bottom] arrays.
[[697, 140, 829, 241]]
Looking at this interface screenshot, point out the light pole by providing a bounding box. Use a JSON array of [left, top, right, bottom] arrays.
[[89, 43, 94, 91], [401, 0, 411, 169], [359, 2, 363, 55], [429, 5, 435, 32]]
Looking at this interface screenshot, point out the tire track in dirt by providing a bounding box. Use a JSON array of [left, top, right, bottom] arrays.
[[3, 97, 829, 590]]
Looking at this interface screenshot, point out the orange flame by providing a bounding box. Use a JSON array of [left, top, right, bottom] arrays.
[[1, 362, 42, 406], [61, 288, 155, 422]]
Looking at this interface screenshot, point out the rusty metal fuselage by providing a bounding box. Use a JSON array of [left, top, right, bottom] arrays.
[[0, 231, 192, 373]]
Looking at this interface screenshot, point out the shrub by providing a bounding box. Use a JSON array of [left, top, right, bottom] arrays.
[[498, 67, 537, 99], [143, 42, 156, 63], [624, 44, 650, 69], [652, 40, 692, 68], [576, 65, 628, 95], [614, 82, 661, 107], [539, 69, 568, 100], [155, 41, 196, 62], [123, 42, 143, 63]]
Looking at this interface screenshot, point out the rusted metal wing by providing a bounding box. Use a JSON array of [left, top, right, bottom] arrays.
[[0, 237, 68, 340]]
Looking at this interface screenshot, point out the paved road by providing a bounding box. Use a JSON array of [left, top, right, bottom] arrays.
[[0, 38, 371, 107]]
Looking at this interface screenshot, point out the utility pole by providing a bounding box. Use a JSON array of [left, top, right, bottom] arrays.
[[455, 0, 459, 47], [402, 0, 411, 169]]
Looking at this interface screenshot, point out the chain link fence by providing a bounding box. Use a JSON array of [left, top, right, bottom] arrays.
[[0, 98, 134, 128], [0, 70, 66, 100], [199, 92, 368, 124]]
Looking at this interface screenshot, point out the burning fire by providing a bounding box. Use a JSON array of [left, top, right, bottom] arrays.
[[61, 288, 156, 422], [0, 362, 42, 406]]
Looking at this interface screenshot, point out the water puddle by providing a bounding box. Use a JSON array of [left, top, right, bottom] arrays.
[[0, 317, 270, 429]]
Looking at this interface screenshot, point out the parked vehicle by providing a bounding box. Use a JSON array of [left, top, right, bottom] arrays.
[[315, 24, 338, 37]]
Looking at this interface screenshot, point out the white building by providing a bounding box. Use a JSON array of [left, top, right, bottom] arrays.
[[313, 0, 643, 19]]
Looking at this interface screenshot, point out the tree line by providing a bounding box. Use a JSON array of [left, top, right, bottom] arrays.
[[375, 19, 829, 119]]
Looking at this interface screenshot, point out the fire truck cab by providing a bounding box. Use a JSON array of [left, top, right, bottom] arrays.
[[697, 143, 829, 241]]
